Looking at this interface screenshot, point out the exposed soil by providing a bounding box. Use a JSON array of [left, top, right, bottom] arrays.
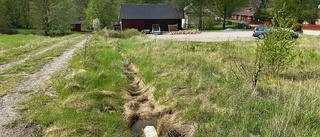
[[0, 35, 89, 136], [122, 54, 195, 137]]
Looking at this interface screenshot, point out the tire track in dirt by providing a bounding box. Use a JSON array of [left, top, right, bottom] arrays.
[[0, 35, 84, 72], [121, 54, 195, 137], [0, 35, 89, 137]]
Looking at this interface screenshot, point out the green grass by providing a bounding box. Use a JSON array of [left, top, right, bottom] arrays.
[[0, 75, 27, 96], [0, 34, 81, 65], [18, 29, 84, 35], [0, 34, 48, 50], [18, 29, 44, 35], [1, 41, 73, 75], [0, 36, 84, 96], [115, 34, 320, 136], [20, 34, 133, 136], [16, 31, 320, 136]]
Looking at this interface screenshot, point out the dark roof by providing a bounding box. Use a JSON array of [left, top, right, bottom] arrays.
[[70, 20, 81, 24], [119, 4, 183, 19], [233, 7, 255, 16]]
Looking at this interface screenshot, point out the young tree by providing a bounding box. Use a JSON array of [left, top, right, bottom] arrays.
[[215, 0, 249, 29], [231, 7, 297, 90]]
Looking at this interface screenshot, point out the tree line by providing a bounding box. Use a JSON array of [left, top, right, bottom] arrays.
[[0, 0, 317, 35]]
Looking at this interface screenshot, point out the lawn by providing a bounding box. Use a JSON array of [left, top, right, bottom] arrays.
[[0, 34, 81, 65], [18, 31, 320, 136], [0, 34, 48, 50]]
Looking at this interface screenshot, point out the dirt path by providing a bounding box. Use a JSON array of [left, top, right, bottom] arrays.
[[0, 35, 89, 137], [0, 36, 83, 72]]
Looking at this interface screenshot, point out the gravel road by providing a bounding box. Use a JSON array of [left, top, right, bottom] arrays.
[[0, 35, 89, 137], [149, 29, 320, 42], [148, 31, 256, 42]]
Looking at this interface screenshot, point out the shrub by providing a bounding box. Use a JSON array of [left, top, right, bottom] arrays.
[[291, 23, 302, 32], [92, 18, 100, 31], [0, 27, 19, 34], [104, 29, 141, 39]]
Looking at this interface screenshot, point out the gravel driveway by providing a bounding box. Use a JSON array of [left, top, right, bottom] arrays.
[[149, 29, 320, 42], [148, 31, 256, 42]]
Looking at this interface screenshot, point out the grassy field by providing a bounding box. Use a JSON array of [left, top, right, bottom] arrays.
[[0, 36, 85, 97], [0, 34, 48, 50], [116, 34, 320, 136], [18, 34, 132, 136], [0, 34, 81, 65], [16, 31, 320, 136]]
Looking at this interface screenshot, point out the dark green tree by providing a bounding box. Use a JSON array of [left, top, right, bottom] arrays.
[[86, 0, 116, 28], [274, 0, 315, 24]]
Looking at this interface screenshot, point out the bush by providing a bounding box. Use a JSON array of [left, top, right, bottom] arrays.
[[104, 29, 141, 39], [0, 27, 19, 34], [291, 23, 302, 32]]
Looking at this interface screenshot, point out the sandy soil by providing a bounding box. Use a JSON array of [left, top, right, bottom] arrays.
[[0, 35, 89, 136], [148, 31, 256, 42]]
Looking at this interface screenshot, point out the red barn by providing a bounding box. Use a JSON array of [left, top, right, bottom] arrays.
[[118, 4, 183, 31], [71, 20, 81, 32]]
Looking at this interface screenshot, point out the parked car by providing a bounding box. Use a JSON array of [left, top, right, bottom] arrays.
[[253, 26, 299, 39]]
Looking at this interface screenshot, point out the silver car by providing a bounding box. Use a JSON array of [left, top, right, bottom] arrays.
[[253, 26, 299, 39]]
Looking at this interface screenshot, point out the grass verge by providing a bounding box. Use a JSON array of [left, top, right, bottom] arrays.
[[19, 34, 133, 136], [114, 34, 320, 136]]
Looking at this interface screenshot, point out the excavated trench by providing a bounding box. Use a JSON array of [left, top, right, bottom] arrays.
[[122, 58, 193, 137]]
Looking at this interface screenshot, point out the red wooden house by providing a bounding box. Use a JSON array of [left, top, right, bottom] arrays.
[[118, 4, 183, 31], [231, 7, 256, 23]]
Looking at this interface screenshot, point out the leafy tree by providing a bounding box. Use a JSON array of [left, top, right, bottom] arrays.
[[274, 0, 315, 24], [215, 0, 249, 29], [171, 0, 214, 30], [254, 8, 272, 21], [86, 0, 116, 29], [29, 0, 57, 35], [30, 0, 78, 35], [70, 0, 90, 20], [1, 0, 25, 27], [0, 1, 10, 31], [49, 0, 77, 34]]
